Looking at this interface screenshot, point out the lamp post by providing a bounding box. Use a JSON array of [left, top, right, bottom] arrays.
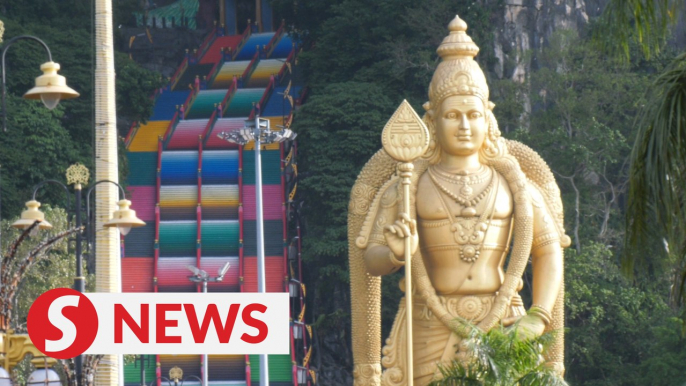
[[1, 34, 79, 131], [218, 115, 296, 386], [187, 262, 232, 386], [11, 164, 146, 384]]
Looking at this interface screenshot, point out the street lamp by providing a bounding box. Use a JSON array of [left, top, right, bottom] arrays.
[[11, 164, 145, 383], [218, 114, 297, 386], [1, 35, 79, 131], [187, 261, 231, 386], [26, 368, 60, 386]]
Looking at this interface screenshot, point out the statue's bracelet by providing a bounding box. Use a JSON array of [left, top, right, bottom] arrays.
[[527, 304, 552, 326], [388, 250, 405, 267]]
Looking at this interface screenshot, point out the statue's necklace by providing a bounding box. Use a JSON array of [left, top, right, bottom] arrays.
[[430, 165, 490, 203], [428, 166, 494, 217], [429, 168, 500, 263]]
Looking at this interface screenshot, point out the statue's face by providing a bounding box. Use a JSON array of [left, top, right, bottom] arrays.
[[435, 95, 487, 157]]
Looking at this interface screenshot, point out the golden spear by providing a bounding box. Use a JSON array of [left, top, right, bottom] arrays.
[[381, 100, 430, 383]]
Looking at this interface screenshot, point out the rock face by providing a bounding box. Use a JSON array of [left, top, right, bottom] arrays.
[[492, 0, 599, 82]]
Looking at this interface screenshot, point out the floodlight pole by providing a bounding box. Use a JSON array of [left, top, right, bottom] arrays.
[[187, 262, 230, 386], [218, 113, 297, 386], [252, 115, 269, 386]]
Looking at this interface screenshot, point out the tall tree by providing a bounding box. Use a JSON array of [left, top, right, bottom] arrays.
[[600, 0, 686, 312]]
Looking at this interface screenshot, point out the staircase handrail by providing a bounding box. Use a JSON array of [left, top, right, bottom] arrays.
[[200, 109, 219, 144], [244, 355, 251, 386], [196, 24, 218, 61], [169, 54, 190, 91], [232, 23, 253, 61], [125, 82, 169, 148], [281, 86, 307, 129], [276, 48, 296, 81], [160, 84, 198, 148], [162, 110, 180, 147], [219, 77, 239, 117], [181, 83, 200, 117], [206, 54, 226, 88], [249, 76, 275, 120], [125, 121, 140, 148], [296, 86, 309, 106], [241, 50, 261, 83], [264, 19, 285, 58]]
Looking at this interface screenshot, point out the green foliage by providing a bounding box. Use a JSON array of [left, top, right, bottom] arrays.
[[292, 82, 395, 331], [115, 52, 166, 124], [273, 0, 501, 97], [510, 31, 651, 252], [430, 326, 567, 386], [0, 95, 77, 215], [565, 242, 686, 386]]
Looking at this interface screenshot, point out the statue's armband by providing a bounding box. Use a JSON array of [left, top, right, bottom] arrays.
[[528, 182, 561, 254], [368, 181, 401, 247], [356, 178, 401, 249]]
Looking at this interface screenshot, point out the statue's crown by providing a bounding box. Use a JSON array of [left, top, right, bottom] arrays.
[[428, 15, 489, 106]]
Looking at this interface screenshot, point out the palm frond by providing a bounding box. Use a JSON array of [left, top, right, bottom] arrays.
[[429, 325, 567, 386], [594, 0, 679, 61], [626, 52, 686, 306]]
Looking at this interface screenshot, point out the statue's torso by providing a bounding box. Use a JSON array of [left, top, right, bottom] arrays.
[[416, 167, 513, 295]]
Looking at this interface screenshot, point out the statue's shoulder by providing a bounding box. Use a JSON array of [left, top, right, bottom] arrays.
[[504, 139, 571, 248]]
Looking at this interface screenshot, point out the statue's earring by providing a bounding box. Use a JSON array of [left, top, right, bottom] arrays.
[[486, 109, 500, 140], [423, 110, 437, 151]]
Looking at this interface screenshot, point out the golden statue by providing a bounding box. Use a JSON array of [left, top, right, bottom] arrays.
[[348, 15, 571, 385]]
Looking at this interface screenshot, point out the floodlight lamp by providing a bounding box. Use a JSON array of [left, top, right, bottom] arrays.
[[218, 261, 231, 277], [187, 265, 201, 276], [218, 130, 249, 145], [284, 129, 297, 141], [239, 128, 254, 142]]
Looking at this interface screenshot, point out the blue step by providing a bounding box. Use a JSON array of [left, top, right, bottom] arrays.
[[270, 34, 294, 58], [235, 32, 275, 61], [261, 86, 302, 118], [150, 90, 191, 121]]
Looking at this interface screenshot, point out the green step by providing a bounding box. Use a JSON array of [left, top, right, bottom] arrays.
[[248, 354, 292, 382]]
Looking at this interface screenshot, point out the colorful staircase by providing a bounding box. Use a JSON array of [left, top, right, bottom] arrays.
[[123, 23, 312, 386]]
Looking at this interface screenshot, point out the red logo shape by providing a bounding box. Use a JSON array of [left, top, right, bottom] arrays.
[[27, 288, 98, 359]]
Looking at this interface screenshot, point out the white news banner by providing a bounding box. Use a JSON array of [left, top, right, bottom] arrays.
[[83, 292, 289, 355]]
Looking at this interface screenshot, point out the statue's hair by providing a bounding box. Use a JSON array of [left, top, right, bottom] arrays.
[[421, 103, 507, 165]]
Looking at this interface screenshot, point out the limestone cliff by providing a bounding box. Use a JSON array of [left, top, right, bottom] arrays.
[[492, 0, 602, 82]]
